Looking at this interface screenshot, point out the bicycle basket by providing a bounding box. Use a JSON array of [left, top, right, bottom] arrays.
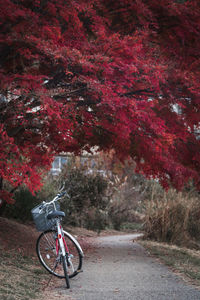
[[31, 202, 60, 232]]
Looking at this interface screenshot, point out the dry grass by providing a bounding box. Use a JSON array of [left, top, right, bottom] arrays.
[[141, 240, 200, 287], [143, 184, 200, 248], [0, 246, 50, 300]]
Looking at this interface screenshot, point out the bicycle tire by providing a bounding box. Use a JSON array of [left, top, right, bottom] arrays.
[[62, 255, 70, 288], [36, 230, 83, 278]]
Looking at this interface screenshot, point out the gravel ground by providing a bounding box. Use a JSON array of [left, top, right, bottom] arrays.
[[46, 234, 200, 300]]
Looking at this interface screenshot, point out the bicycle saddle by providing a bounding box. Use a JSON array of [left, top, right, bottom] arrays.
[[47, 210, 65, 219]]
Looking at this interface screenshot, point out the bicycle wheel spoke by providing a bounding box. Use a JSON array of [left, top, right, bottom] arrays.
[[43, 233, 55, 250], [37, 231, 64, 277], [63, 235, 81, 277]]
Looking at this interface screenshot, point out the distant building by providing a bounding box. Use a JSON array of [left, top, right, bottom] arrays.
[[50, 148, 106, 176], [50, 155, 68, 175]]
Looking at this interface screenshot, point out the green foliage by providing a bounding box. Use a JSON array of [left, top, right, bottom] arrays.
[[84, 208, 108, 233], [3, 188, 39, 221], [60, 165, 109, 230], [120, 222, 143, 232], [108, 200, 142, 230], [36, 173, 59, 203]]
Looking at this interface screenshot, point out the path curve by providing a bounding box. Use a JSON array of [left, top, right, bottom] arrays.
[[50, 234, 200, 300]]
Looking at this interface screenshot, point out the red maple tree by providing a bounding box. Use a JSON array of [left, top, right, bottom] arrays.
[[0, 0, 200, 203]]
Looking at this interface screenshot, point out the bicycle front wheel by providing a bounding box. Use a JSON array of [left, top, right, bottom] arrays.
[[62, 255, 70, 288], [36, 230, 82, 278]]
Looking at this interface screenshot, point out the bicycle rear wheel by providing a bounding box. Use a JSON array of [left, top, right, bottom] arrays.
[[36, 230, 82, 278]]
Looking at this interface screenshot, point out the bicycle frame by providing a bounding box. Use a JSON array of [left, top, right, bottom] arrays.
[[55, 221, 69, 256]]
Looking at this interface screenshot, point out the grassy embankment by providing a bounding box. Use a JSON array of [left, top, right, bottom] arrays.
[[0, 217, 52, 300], [0, 247, 49, 300], [140, 240, 200, 287]]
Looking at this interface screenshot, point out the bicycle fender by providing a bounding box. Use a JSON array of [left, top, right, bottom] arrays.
[[63, 230, 84, 257]]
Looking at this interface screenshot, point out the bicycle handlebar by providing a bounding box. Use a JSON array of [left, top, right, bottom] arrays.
[[39, 191, 69, 211], [57, 191, 67, 198]]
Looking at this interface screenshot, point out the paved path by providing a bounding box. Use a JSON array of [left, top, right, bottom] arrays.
[[51, 234, 200, 300]]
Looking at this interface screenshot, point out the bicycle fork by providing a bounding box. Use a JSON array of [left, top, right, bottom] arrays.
[[56, 221, 70, 288], [56, 223, 73, 267]]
